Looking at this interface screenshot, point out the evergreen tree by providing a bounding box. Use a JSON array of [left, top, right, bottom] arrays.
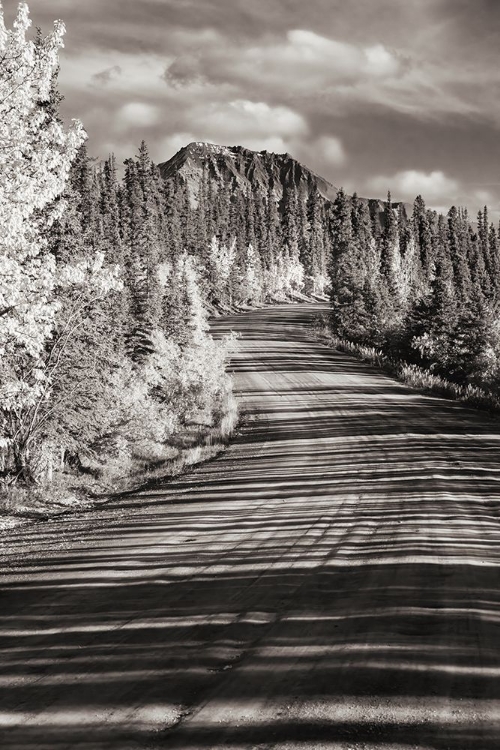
[[122, 145, 163, 362], [194, 163, 209, 259], [308, 189, 326, 277], [282, 177, 300, 263], [329, 188, 369, 341], [162, 255, 192, 347], [467, 225, 489, 300], [163, 175, 185, 261], [264, 178, 281, 270], [447, 205, 472, 304], [98, 155, 128, 353], [252, 187, 266, 264], [297, 189, 312, 278], [412, 195, 433, 282], [352, 194, 377, 280], [404, 243, 458, 373], [488, 223, 500, 299], [380, 193, 399, 289]]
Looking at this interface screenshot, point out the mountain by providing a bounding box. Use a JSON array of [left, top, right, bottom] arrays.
[[158, 141, 411, 222], [159, 142, 338, 207]]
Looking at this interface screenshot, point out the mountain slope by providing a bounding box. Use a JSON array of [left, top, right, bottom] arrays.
[[158, 141, 411, 221], [158, 142, 339, 205]]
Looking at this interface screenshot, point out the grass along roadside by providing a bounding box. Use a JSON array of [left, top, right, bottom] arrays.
[[0, 384, 238, 532], [312, 314, 500, 414]]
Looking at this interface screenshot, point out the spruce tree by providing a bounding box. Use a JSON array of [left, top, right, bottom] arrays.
[[352, 194, 377, 279], [447, 205, 472, 304], [488, 223, 500, 299], [297, 189, 311, 277], [163, 175, 185, 261], [122, 145, 162, 362], [412, 195, 433, 282], [329, 188, 368, 341], [307, 189, 326, 277], [264, 178, 281, 270], [380, 193, 398, 283], [282, 177, 300, 263], [401, 233, 450, 370]]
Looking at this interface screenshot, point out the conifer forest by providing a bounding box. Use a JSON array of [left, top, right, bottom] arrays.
[[3, 4, 500, 748]]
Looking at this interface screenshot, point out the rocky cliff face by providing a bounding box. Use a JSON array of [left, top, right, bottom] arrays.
[[158, 141, 410, 221], [158, 142, 338, 205]]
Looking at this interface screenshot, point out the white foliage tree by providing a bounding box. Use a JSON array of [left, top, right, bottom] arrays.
[[182, 253, 210, 344], [240, 244, 263, 305], [208, 235, 236, 307], [266, 250, 305, 301], [0, 2, 85, 478]]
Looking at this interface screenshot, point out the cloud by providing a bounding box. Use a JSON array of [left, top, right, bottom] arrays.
[[164, 55, 202, 87], [201, 100, 308, 141], [116, 102, 160, 130], [157, 100, 309, 160], [162, 26, 487, 123], [315, 136, 346, 166], [160, 133, 198, 159], [367, 170, 460, 204], [473, 189, 494, 206], [165, 29, 403, 96], [364, 44, 400, 76], [91, 65, 122, 86], [289, 135, 347, 180], [58, 51, 169, 97]]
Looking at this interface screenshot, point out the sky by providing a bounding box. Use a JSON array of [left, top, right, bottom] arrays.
[[9, 0, 500, 215]]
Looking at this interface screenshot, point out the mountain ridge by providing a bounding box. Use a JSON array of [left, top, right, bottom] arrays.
[[158, 141, 412, 222]]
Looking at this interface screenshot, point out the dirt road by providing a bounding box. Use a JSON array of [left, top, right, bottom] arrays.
[[2, 303, 500, 750]]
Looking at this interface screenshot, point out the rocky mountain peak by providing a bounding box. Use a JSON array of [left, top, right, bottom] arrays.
[[158, 141, 340, 207], [158, 141, 411, 221]]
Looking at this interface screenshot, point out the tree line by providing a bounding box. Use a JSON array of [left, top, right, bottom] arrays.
[[159, 156, 333, 304], [329, 190, 500, 389]]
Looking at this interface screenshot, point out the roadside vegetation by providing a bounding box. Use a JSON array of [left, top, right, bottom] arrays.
[[0, 4, 237, 525], [313, 316, 500, 414], [324, 187, 500, 413]]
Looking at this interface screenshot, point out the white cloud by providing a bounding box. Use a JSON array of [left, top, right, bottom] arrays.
[[91, 65, 122, 86], [283, 29, 363, 75], [364, 44, 400, 76], [367, 170, 459, 204], [159, 132, 197, 159], [473, 189, 493, 206], [188, 29, 402, 94], [163, 27, 484, 121], [200, 100, 308, 141], [157, 100, 309, 158], [116, 102, 160, 130]]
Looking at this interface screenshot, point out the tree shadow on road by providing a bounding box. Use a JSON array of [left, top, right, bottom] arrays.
[[2, 304, 500, 749]]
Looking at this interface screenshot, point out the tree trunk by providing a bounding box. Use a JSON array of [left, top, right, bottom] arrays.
[[13, 444, 34, 484]]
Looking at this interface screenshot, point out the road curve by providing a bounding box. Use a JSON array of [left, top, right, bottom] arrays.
[[2, 303, 500, 750]]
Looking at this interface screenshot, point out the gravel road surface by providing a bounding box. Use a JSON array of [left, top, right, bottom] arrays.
[[2, 304, 500, 749]]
